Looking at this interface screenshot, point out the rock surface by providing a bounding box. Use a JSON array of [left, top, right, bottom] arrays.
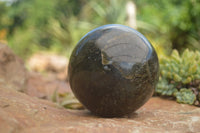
[[1, 42, 200, 133], [0, 43, 69, 99], [0, 86, 200, 133], [26, 72, 71, 100], [0, 43, 27, 92]]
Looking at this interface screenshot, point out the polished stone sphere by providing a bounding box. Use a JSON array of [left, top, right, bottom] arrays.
[[68, 24, 159, 117]]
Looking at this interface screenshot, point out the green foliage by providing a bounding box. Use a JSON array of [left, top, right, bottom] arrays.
[[0, 2, 10, 29], [0, 0, 200, 59], [1, 0, 93, 59], [156, 78, 177, 96], [88, 0, 127, 24], [156, 49, 200, 105], [135, 0, 200, 52], [174, 89, 196, 105], [1, 0, 128, 59]]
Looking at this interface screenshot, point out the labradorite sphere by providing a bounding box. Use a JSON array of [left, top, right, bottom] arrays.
[[68, 24, 159, 117]]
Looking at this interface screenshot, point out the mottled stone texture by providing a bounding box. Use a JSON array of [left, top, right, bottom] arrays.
[[68, 24, 159, 117]]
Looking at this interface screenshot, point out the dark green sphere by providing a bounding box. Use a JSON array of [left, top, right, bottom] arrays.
[[68, 24, 159, 117]]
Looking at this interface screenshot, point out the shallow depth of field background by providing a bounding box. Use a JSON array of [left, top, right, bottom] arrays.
[[0, 0, 199, 60]]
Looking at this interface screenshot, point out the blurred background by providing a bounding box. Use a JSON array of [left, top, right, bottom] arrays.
[[0, 0, 200, 60], [0, 0, 200, 107]]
